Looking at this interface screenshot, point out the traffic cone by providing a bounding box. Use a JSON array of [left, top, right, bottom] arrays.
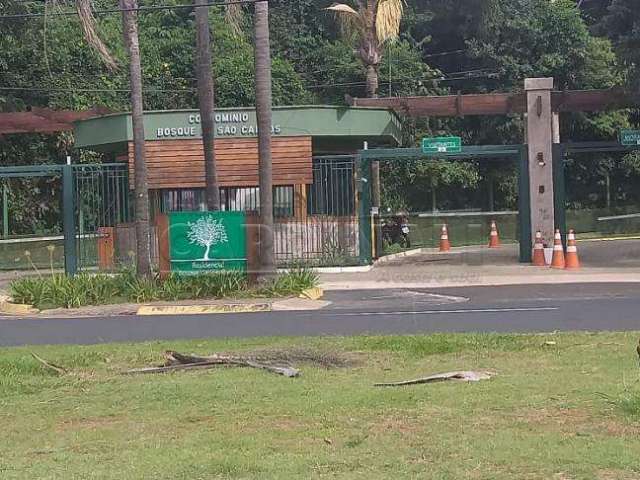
[[550, 229, 565, 269], [565, 229, 580, 269], [532, 230, 546, 266], [488, 220, 500, 248], [439, 224, 451, 252]]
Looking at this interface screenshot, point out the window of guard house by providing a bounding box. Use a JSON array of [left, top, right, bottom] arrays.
[[220, 186, 294, 218], [161, 189, 206, 212]]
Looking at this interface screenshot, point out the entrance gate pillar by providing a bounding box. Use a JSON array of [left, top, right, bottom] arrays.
[[525, 77, 556, 245]]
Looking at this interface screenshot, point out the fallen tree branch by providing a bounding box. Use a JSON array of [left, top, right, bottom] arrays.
[[31, 352, 67, 375], [123, 351, 300, 378], [374, 370, 496, 387]]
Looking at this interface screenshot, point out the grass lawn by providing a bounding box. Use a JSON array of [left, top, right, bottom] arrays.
[[2, 332, 640, 479]]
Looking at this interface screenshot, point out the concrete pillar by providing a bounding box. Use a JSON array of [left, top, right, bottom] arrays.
[[525, 77, 555, 245]]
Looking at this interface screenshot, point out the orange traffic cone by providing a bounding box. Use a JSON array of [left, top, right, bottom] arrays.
[[488, 220, 500, 248], [565, 229, 580, 269], [532, 230, 546, 266], [439, 224, 451, 252], [550, 229, 565, 269]]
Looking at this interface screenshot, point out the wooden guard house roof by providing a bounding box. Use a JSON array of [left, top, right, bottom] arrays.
[[72, 106, 404, 191], [73, 105, 403, 154]]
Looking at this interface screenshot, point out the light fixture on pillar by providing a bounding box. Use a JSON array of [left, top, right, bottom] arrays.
[[537, 152, 546, 167]]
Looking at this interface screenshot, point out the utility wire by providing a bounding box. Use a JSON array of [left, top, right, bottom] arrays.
[[0, 0, 265, 20]]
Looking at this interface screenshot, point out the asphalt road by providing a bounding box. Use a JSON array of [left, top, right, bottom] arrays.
[[1, 283, 639, 347]]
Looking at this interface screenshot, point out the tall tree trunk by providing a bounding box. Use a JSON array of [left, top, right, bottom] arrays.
[[254, 1, 275, 278], [195, 0, 220, 211], [605, 172, 611, 209], [360, 4, 382, 257], [120, 0, 151, 277], [365, 64, 379, 99]]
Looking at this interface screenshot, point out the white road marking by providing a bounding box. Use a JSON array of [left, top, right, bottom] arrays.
[[331, 306, 559, 317]]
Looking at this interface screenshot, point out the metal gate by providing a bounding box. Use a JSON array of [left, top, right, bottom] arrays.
[[74, 164, 131, 272], [553, 141, 640, 243], [356, 145, 531, 264], [274, 155, 360, 266]]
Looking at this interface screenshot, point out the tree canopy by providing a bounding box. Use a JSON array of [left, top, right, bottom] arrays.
[[1, 0, 639, 219]]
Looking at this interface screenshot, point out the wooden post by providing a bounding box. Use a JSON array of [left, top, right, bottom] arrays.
[[97, 227, 115, 271], [156, 214, 171, 278]]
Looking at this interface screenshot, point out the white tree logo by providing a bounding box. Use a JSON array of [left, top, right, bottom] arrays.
[[186, 216, 229, 261]]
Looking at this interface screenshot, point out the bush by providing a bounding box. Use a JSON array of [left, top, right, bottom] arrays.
[[256, 267, 319, 297], [9, 268, 318, 310], [600, 388, 640, 418]]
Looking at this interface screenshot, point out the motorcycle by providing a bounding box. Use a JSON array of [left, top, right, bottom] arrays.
[[382, 213, 411, 248]]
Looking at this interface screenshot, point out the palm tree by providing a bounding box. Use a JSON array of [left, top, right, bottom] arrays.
[[57, 0, 151, 276], [120, 0, 151, 276], [194, 0, 220, 211], [253, 1, 276, 278], [327, 0, 405, 98], [328, 1, 405, 256]]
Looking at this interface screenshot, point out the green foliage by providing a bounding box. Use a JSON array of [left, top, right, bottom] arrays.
[[382, 242, 404, 256], [599, 386, 640, 418], [2, 0, 639, 222], [9, 269, 318, 309], [600, 0, 640, 93], [255, 267, 319, 297]]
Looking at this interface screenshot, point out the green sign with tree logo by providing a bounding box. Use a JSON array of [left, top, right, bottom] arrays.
[[620, 129, 640, 146], [168, 211, 247, 273], [422, 136, 462, 154]]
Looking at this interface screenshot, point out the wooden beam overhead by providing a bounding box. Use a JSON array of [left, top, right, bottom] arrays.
[[348, 88, 638, 117], [0, 107, 110, 135]]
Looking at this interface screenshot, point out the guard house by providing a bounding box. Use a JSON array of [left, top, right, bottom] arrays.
[[74, 105, 402, 265]]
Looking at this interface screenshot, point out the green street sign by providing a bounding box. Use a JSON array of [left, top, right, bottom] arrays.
[[168, 211, 247, 273], [620, 129, 640, 146], [422, 136, 462, 154]]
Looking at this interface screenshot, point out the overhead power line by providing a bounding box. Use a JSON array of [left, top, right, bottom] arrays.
[[0, 0, 264, 20]]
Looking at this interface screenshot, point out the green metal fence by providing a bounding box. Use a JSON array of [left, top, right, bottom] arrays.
[[0, 163, 130, 274]]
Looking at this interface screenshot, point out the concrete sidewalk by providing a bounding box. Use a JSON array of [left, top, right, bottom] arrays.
[[320, 241, 640, 291], [320, 266, 640, 290]]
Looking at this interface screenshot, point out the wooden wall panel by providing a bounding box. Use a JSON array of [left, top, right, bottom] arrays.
[[127, 136, 313, 190]]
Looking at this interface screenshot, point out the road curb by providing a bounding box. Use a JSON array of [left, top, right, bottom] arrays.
[[0, 301, 40, 316], [137, 303, 272, 316]]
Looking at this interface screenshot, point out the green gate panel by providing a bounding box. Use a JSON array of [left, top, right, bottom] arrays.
[[169, 211, 247, 273]]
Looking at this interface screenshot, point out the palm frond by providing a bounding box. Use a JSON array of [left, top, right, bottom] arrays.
[[326, 3, 358, 15], [75, 0, 117, 71], [224, 0, 244, 37], [375, 0, 404, 44], [326, 3, 364, 41]]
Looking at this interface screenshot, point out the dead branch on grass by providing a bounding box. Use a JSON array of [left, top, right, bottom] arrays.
[[31, 352, 67, 375], [374, 370, 496, 387], [122, 350, 300, 378]]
